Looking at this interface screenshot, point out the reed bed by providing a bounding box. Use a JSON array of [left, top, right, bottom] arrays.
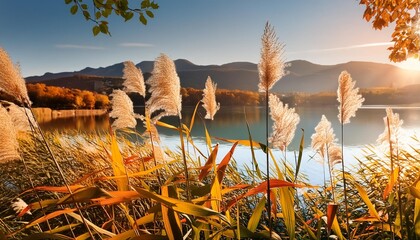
[[0, 23, 419, 239]]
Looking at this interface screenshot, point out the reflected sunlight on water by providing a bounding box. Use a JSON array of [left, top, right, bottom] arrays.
[[38, 106, 420, 184]]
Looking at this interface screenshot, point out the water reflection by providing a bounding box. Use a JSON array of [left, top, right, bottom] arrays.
[[38, 114, 110, 132], [38, 106, 420, 148]]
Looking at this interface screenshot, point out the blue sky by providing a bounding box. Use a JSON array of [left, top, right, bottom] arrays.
[[0, 0, 397, 77]]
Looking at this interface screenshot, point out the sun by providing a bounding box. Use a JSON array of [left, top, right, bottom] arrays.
[[396, 57, 420, 72]]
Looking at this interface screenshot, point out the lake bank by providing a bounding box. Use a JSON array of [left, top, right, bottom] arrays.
[[32, 108, 108, 123]]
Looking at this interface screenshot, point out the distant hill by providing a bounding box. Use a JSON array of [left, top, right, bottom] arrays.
[[26, 59, 420, 94]]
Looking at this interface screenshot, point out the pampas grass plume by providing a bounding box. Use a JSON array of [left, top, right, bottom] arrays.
[[0, 48, 30, 106], [146, 54, 182, 123], [122, 61, 146, 97], [0, 105, 20, 162], [268, 94, 300, 151], [337, 71, 364, 124], [258, 22, 287, 92], [201, 76, 220, 120], [109, 89, 141, 130], [311, 115, 336, 159], [377, 107, 404, 146], [6, 103, 36, 132]]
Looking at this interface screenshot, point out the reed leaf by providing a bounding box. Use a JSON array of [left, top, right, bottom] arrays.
[[414, 181, 420, 236], [354, 182, 381, 221], [199, 144, 218, 181], [383, 166, 399, 199], [110, 133, 129, 191], [135, 187, 227, 220], [247, 196, 266, 232], [216, 142, 238, 184], [161, 185, 183, 240]]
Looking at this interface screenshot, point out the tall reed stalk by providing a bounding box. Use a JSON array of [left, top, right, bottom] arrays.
[[337, 71, 364, 238], [145, 54, 188, 199], [257, 22, 287, 237], [377, 108, 404, 239]]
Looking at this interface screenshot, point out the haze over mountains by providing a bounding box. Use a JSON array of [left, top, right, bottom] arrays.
[[26, 59, 420, 93]]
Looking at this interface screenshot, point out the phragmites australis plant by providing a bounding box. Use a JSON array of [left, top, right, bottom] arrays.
[[5, 102, 37, 132], [268, 94, 300, 152], [201, 76, 220, 120], [0, 104, 20, 163], [377, 107, 405, 235], [377, 107, 404, 148], [146, 53, 182, 123], [257, 22, 287, 233], [337, 70, 364, 237], [145, 53, 191, 199], [109, 89, 141, 130], [311, 115, 341, 201], [122, 60, 146, 97], [0, 48, 30, 107]]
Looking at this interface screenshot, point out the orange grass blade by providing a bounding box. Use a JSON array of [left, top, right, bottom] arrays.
[[383, 167, 399, 200], [198, 144, 218, 181], [216, 142, 238, 184], [215, 137, 267, 153], [25, 208, 77, 229], [21, 185, 85, 194], [327, 203, 338, 231]]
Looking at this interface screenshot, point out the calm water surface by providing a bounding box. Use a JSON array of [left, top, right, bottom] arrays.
[[38, 106, 420, 184]]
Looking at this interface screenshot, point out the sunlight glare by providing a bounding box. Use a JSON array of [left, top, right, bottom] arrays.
[[396, 57, 420, 72]]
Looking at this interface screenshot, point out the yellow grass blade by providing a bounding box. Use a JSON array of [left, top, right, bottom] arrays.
[[203, 122, 212, 152], [247, 196, 266, 232], [215, 137, 267, 153], [110, 133, 129, 191], [25, 208, 77, 229], [211, 173, 222, 212], [413, 181, 420, 236], [161, 185, 183, 240], [67, 212, 116, 237], [354, 182, 381, 220], [135, 187, 227, 221]]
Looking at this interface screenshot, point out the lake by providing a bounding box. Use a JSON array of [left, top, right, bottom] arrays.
[[38, 105, 420, 184]]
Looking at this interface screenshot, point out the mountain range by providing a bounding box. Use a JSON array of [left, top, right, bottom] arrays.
[[26, 59, 420, 93]]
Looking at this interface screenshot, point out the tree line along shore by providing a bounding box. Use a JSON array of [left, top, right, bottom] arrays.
[[23, 82, 420, 111]]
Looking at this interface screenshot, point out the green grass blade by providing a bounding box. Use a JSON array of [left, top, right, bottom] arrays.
[[294, 128, 304, 181]]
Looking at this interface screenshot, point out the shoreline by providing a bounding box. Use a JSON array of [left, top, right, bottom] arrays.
[[32, 108, 108, 122]]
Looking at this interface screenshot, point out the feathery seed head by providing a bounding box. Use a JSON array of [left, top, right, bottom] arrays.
[[337, 71, 364, 124], [6, 103, 36, 132], [0, 104, 20, 163], [201, 76, 220, 120], [258, 22, 287, 93], [122, 61, 146, 97], [268, 94, 300, 151], [109, 89, 141, 130], [377, 107, 404, 146], [146, 54, 182, 123], [328, 144, 342, 167], [0, 48, 31, 106], [11, 198, 31, 216], [311, 115, 336, 159]]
